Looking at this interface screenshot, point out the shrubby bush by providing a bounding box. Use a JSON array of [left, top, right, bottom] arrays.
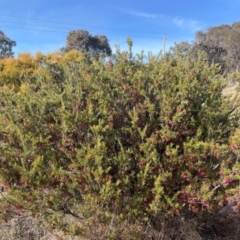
[[0, 50, 89, 91], [0, 49, 239, 237], [0, 53, 38, 91]]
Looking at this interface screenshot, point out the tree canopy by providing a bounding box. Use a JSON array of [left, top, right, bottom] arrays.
[[0, 30, 16, 59], [190, 38, 227, 73], [168, 21, 240, 73], [61, 30, 112, 57], [168, 41, 192, 58], [194, 22, 240, 72]]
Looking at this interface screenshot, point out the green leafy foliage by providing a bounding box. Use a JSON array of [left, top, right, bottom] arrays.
[[0, 49, 239, 237], [0, 30, 16, 60], [60, 30, 112, 57]]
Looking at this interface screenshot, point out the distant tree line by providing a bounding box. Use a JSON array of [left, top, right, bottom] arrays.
[[1, 21, 240, 73], [168, 21, 240, 73], [0, 29, 112, 60]]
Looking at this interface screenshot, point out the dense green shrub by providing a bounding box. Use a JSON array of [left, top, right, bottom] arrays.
[[0, 50, 239, 237]]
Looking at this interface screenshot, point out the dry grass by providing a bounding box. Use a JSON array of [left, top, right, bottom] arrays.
[[0, 212, 48, 240], [198, 213, 240, 240], [0, 211, 239, 240], [147, 217, 202, 240], [222, 81, 239, 97]]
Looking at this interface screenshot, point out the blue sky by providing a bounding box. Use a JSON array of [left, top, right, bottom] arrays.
[[1, 0, 240, 56]]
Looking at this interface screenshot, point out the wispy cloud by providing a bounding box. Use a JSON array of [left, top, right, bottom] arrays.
[[172, 17, 202, 31], [117, 7, 202, 32], [116, 7, 161, 19], [126, 9, 160, 19]]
